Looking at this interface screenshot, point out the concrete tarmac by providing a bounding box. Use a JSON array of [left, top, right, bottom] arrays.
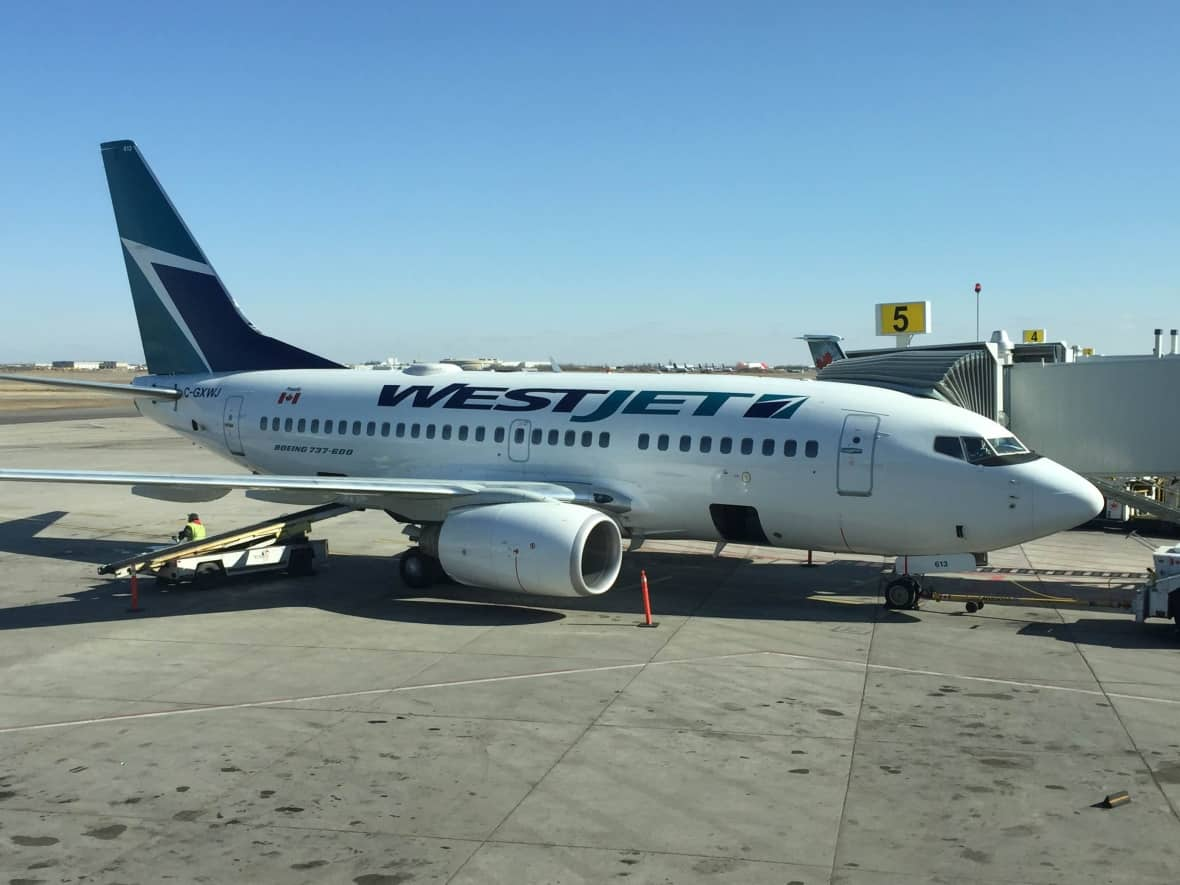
[[1, 416, 1179, 884]]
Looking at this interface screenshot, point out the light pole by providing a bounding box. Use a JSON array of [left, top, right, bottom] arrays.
[[974, 282, 982, 340]]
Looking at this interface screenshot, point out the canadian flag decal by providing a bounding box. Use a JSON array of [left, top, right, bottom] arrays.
[[277, 391, 301, 405]]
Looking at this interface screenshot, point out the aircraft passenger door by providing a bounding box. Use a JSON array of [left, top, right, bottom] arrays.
[[837, 414, 879, 496], [508, 418, 531, 462], [223, 396, 245, 456]]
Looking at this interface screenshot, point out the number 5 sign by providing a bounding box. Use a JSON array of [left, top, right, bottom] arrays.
[[875, 301, 931, 337]]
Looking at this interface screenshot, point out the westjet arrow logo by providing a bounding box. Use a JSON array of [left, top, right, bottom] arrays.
[[375, 384, 807, 423]]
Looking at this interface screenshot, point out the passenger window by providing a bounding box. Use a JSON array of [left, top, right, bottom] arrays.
[[784, 439, 797, 457], [548, 429, 559, 446], [581, 431, 593, 447], [679, 435, 691, 452], [396, 422, 405, 438], [441, 425, 451, 440], [720, 437, 733, 454], [934, 436, 964, 460], [599, 432, 610, 448], [565, 430, 576, 446], [284, 418, 293, 432], [352, 421, 362, 436], [700, 436, 712, 453], [514, 427, 525, 444], [805, 440, 818, 458], [411, 423, 421, 439], [657, 434, 669, 451], [271, 417, 280, 431], [531, 428, 542, 445], [458, 426, 469, 441], [323, 420, 333, 434], [310, 419, 320, 434], [367, 421, 376, 437], [259, 417, 267, 431], [425, 424, 436, 439], [476, 427, 487, 442], [762, 439, 774, 456], [638, 433, 650, 450], [297, 418, 306, 433], [494, 427, 505, 443], [740, 438, 753, 455], [381, 422, 390, 437]]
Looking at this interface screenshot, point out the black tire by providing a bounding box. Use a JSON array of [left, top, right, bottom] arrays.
[[399, 550, 435, 590], [286, 546, 316, 577], [885, 579, 913, 609], [192, 561, 225, 590]]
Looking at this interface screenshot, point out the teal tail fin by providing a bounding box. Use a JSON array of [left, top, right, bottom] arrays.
[[101, 140, 343, 375]]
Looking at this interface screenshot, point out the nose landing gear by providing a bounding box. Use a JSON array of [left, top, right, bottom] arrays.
[[884, 575, 922, 610]]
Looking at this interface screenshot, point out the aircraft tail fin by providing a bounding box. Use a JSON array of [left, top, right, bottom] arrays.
[[100, 140, 343, 375], [800, 334, 847, 370]]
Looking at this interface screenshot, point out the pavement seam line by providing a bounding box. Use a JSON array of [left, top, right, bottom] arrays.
[[827, 561, 888, 881], [446, 556, 740, 883]]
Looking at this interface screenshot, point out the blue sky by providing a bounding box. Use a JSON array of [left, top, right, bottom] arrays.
[[1, 1, 1176, 365]]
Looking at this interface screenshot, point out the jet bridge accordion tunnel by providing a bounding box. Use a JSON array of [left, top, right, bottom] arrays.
[[817, 347, 999, 421]]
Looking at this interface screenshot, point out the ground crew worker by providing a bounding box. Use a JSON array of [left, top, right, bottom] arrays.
[[177, 512, 206, 542]]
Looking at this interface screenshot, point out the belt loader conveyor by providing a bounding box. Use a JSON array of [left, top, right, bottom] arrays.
[[98, 503, 355, 582]]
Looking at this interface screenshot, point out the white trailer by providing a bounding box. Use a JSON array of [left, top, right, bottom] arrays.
[[1133, 544, 1180, 626], [152, 538, 328, 588]]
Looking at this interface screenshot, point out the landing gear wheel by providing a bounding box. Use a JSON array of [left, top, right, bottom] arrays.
[[885, 577, 921, 610], [192, 561, 225, 590], [399, 549, 435, 590], [286, 546, 316, 577]]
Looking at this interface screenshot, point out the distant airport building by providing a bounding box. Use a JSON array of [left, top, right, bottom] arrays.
[[52, 360, 102, 370]]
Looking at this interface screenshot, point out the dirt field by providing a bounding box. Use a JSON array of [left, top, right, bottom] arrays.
[[0, 369, 141, 413]]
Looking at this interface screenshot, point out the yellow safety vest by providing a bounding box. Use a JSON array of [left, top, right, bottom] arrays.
[[185, 521, 207, 541]]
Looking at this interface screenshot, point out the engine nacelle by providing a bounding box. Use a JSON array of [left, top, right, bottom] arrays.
[[435, 502, 622, 597]]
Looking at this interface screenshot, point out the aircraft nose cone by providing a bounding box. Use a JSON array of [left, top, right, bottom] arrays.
[[1035, 463, 1105, 534]]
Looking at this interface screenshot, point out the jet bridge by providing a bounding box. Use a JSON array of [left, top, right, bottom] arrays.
[[99, 503, 354, 578], [817, 344, 1000, 420]]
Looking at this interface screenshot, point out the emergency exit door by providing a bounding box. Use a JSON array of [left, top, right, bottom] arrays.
[[223, 396, 245, 456], [837, 414, 879, 496], [508, 419, 531, 462]]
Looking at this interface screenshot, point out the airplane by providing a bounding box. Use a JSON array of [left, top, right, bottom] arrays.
[[800, 334, 848, 370], [0, 140, 1104, 608]]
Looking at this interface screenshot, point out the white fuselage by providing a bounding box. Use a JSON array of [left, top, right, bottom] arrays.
[[134, 367, 1101, 556]]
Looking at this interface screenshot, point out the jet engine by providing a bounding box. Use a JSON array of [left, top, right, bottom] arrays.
[[432, 502, 622, 597]]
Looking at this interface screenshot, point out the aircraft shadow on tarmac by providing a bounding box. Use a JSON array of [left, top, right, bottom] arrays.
[[0, 511, 913, 630], [0, 510, 162, 565], [1018, 616, 1180, 649]]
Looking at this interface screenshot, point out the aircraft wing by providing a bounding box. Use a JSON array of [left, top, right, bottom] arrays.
[[0, 469, 630, 518]]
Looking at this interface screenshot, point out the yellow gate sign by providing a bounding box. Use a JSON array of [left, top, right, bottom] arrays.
[[875, 302, 930, 336], [1022, 329, 1047, 343]]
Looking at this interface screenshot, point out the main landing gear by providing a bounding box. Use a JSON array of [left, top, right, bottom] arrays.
[[399, 547, 445, 590], [884, 575, 922, 610]]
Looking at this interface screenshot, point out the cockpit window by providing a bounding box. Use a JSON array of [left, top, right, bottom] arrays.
[[962, 436, 991, 463], [988, 436, 1029, 456], [934, 436, 963, 460], [935, 434, 1040, 466]]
